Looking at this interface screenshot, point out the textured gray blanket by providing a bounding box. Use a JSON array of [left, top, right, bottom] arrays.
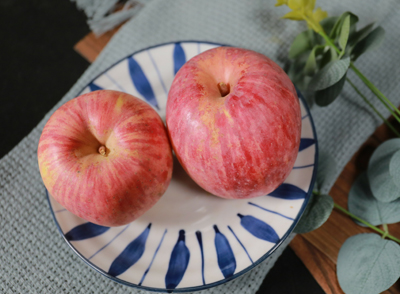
[[1, 0, 399, 293]]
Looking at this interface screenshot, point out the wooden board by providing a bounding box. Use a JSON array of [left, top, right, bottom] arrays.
[[290, 117, 400, 294], [74, 31, 400, 294]]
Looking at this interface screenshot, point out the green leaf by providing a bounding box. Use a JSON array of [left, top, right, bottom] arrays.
[[339, 15, 350, 55], [309, 57, 350, 91], [348, 172, 400, 226], [351, 26, 385, 61], [304, 45, 324, 76], [316, 150, 337, 191], [389, 150, 400, 189], [289, 30, 314, 59], [294, 193, 333, 234], [348, 22, 375, 48], [337, 233, 400, 294], [368, 138, 400, 202], [314, 72, 346, 106], [320, 16, 338, 36], [319, 46, 338, 69], [330, 12, 359, 40]]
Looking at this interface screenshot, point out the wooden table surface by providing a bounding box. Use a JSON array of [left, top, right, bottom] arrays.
[[74, 31, 400, 294]]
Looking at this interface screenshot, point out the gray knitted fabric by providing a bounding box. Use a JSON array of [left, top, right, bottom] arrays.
[[1, 0, 399, 293]]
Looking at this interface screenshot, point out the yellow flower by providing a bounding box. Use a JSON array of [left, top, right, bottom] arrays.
[[275, 0, 288, 7], [312, 7, 328, 24], [278, 0, 328, 33]]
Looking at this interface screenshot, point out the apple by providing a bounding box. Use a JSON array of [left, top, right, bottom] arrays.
[[38, 90, 173, 226], [166, 47, 301, 199]]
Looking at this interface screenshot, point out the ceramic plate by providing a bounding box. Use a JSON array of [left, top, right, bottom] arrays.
[[47, 41, 318, 292]]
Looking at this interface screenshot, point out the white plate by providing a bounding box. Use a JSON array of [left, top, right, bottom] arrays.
[[47, 41, 318, 293]]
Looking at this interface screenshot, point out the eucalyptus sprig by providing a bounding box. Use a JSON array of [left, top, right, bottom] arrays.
[[276, 0, 399, 138], [295, 140, 400, 294]]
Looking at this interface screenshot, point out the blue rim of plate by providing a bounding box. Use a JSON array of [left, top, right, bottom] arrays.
[[46, 40, 318, 293]]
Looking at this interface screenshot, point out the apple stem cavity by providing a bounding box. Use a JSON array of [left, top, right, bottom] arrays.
[[218, 82, 230, 97], [98, 145, 107, 157]]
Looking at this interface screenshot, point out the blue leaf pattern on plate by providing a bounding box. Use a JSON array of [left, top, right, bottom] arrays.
[[128, 57, 159, 109], [108, 224, 151, 277], [139, 229, 167, 286], [227, 226, 253, 264], [65, 222, 110, 241], [238, 214, 280, 244], [214, 225, 236, 279], [165, 230, 190, 290], [88, 82, 103, 92], [195, 231, 206, 285], [173, 42, 186, 75], [299, 138, 315, 151], [268, 183, 306, 200]]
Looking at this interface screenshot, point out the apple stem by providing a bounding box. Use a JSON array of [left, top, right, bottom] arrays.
[[218, 82, 230, 97], [98, 146, 107, 157]]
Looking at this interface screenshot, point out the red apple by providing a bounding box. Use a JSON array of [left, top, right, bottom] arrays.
[[166, 47, 301, 199], [38, 90, 173, 226]]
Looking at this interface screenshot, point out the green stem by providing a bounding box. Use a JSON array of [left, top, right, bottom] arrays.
[[319, 30, 341, 54], [350, 63, 400, 119], [334, 203, 400, 243], [319, 30, 400, 122], [346, 78, 400, 137], [382, 224, 389, 239]]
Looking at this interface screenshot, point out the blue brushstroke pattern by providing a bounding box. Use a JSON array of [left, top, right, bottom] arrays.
[[88, 225, 130, 260], [108, 223, 151, 277], [268, 183, 306, 200], [173, 42, 186, 75], [65, 222, 110, 241], [214, 225, 236, 279], [89, 82, 103, 92], [238, 214, 280, 244], [195, 231, 205, 285], [139, 229, 167, 286], [299, 138, 315, 151], [227, 226, 253, 264], [165, 230, 190, 290], [128, 57, 159, 109], [248, 202, 294, 220]]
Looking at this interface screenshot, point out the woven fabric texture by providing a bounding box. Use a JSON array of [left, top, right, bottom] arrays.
[[1, 0, 399, 293]]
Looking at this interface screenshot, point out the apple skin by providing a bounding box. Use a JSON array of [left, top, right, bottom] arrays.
[[38, 90, 173, 226], [166, 47, 301, 199]]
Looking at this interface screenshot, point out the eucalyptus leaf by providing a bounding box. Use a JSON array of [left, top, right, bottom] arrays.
[[337, 233, 400, 294], [339, 15, 350, 54], [319, 47, 338, 69], [348, 23, 375, 48], [389, 149, 400, 189], [309, 57, 350, 91], [314, 72, 346, 106], [316, 150, 337, 191], [289, 30, 314, 59], [368, 138, 400, 202], [348, 172, 400, 226], [351, 26, 385, 61], [294, 193, 333, 234], [320, 16, 338, 36], [330, 12, 359, 40], [304, 45, 324, 76]]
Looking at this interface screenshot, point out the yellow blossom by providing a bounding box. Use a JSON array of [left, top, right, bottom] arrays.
[[276, 0, 328, 33], [275, 0, 288, 7]]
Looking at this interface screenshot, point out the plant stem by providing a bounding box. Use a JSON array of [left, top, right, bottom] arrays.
[[319, 30, 341, 54], [382, 224, 389, 239], [334, 203, 400, 243], [346, 78, 400, 137], [319, 30, 400, 125], [350, 63, 400, 119]]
